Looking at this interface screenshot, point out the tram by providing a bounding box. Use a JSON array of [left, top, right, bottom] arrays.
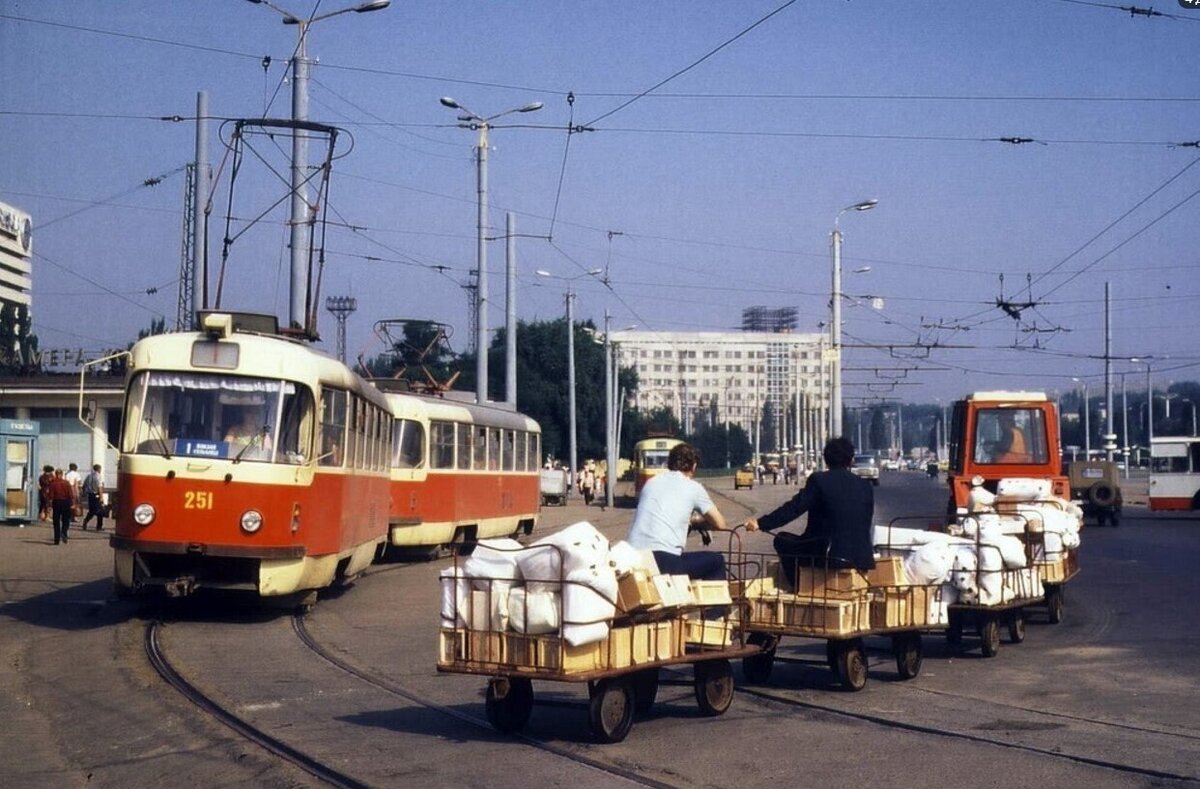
[[632, 436, 683, 495], [112, 312, 393, 599], [383, 386, 541, 550]]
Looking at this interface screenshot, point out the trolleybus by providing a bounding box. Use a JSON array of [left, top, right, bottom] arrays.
[[1149, 436, 1200, 511]]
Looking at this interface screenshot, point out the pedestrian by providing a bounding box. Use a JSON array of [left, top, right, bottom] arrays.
[[80, 464, 106, 532], [37, 464, 54, 522], [626, 442, 753, 581], [579, 461, 596, 506], [48, 468, 74, 545], [742, 437, 875, 589], [65, 462, 82, 521]]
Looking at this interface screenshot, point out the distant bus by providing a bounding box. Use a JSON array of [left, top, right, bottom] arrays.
[[1149, 436, 1200, 511], [632, 436, 683, 495]]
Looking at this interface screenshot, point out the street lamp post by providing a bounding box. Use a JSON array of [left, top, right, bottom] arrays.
[[441, 96, 543, 403], [1072, 377, 1090, 458], [1131, 357, 1153, 455], [245, 0, 390, 332], [537, 268, 602, 500], [830, 198, 878, 439]]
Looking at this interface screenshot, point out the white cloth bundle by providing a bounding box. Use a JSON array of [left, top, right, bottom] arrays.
[[608, 540, 659, 576], [463, 538, 524, 590], [440, 566, 470, 628], [961, 513, 1028, 538], [561, 566, 617, 646], [519, 521, 610, 589], [905, 540, 956, 585], [873, 525, 970, 550], [949, 547, 978, 595], [507, 586, 561, 634]]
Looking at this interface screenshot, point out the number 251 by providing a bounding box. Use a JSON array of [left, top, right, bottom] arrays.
[[185, 491, 214, 510]]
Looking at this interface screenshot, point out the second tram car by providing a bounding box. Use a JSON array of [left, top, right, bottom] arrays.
[[384, 388, 541, 550], [632, 436, 683, 495], [113, 313, 393, 599]]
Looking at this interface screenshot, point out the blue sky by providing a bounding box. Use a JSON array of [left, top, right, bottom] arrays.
[[2, 0, 1198, 404]]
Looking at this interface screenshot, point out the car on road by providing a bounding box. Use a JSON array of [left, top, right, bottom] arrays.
[[1068, 460, 1122, 526], [851, 454, 880, 486]]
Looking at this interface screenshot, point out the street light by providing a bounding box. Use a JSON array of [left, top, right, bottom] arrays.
[[1183, 399, 1198, 436], [1072, 377, 1090, 458], [830, 198, 878, 439], [537, 268, 602, 499], [245, 0, 390, 332], [441, 97, 543, 404], [1130, 357, 1153, 453]]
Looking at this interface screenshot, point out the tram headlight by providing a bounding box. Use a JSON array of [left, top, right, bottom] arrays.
[[132, 504, 156, 526], [240, 510, 263, 534]]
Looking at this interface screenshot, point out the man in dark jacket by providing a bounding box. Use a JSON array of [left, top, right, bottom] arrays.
[[743, 437, 875, 586]]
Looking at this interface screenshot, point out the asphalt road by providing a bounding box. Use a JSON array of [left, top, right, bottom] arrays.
[[2, 472, 1198, 788]]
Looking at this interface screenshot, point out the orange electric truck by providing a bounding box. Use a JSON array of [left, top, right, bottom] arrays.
[[945, 391, 1068, 518]]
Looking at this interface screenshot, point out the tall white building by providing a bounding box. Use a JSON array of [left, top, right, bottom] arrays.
[[611, 329, 830, 455], [0, 200, 33, 311]]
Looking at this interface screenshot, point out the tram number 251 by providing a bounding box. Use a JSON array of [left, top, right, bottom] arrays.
[[184, 491, 214, 510]]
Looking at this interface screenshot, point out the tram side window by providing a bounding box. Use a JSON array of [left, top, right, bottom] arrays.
[[277, 384, 314, 464], [393, 418, 426, 469], [457, 422, 472, 470], [320, 389, 347, 466], [431, 421, 454, 469], [474, 426, 488, 470], [489, 427, 502, 470], [507, 430, 519, 472], [529, 434, 540, 471]]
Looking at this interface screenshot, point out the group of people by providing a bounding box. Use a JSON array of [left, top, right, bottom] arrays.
[[37, 462, 106, 545], [625, 437, 874, 587]]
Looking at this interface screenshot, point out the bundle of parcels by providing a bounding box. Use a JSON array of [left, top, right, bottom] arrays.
[[438, 522, 734, 672], [961, 477, 1082, 577]]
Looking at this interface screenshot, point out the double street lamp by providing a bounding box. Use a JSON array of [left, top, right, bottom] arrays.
[[441, 97, 543, 403], [830, 198, 878, 439], [245, 0, 390, 332]]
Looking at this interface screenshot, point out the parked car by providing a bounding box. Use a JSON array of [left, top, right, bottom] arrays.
[[850, 454, 880, 486]]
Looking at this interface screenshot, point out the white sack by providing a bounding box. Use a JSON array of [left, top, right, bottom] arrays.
[[520, 522, 610, 588], [949, 547, 978, 595], [561, 566, 617, 646], [874, 525, 970, 550], [904, 540, 955, 585], [608, 540, 658, 576], [440, 566, 470, 627], [464, 538, 524, 590], [507, 586, 561, 634]]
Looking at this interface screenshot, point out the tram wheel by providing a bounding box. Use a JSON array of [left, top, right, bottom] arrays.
[[833, 640, 868, 692], [742, 632, 776, 684], [892, 632, 923, 680], [1007, 613, 1026, 643], [588, 678, 634, 743], [631, 668, 659, 717], [485, 677, 534, 734], [980, 618, 1001, 658], [694, 659, 735, 716], [1046, 586, 1065, 624]]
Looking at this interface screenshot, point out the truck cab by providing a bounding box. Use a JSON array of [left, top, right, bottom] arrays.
[[946, 391, 1067, 517]]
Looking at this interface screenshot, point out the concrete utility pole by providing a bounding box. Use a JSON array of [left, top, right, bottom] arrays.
[[192, 90, 208, 326], [1104, 282, 1116, 462], [505, 212, 517, 407], [830, 198, 877, 438]]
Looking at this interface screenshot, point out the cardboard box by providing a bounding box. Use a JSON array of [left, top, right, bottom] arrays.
[[865, 556, 906, 587], [651, 574, 695, 608], [794, 567, 869, 600], [1038, 556, 1067, 583], [617, 570, 663, 614], [684, 616, 732, 647], [689, 580, 733, 606], [782, 598, 869, 635]]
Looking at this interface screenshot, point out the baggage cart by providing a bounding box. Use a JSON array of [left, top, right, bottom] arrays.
[[730, 537, 946, 693], [436, 542, 757, 743], [538, 468, 568, 506]]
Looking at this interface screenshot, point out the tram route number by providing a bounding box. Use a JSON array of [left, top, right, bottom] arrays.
[[184, 491, 214, 510]]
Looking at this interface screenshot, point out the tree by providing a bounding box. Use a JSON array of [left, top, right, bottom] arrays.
[[690, 422, 752, 469]]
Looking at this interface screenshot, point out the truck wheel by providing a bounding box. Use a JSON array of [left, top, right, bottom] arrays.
[[1087, 482, 1116, 508]]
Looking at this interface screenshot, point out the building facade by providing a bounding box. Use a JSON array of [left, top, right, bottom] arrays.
[[0, 200, 33, 311], [611, 329, 830, 456]]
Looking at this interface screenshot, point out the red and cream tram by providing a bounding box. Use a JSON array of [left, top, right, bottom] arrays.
[[384, 387, 541, 550], [113, 313, 392, 599]]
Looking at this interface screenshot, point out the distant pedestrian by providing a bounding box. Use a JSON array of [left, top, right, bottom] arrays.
[[65, 463, 82, 521], [37, 464, 54, 522], [49, 469, 74, 545], [81, 464, 105, 532]]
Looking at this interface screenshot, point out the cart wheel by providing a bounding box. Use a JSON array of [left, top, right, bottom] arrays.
[[694, 658, 735, 716], [631, 668, 659, 717], [892, 633, 923, 680], [832, 640, 868, 692], [1007, 613, 1026, 643], [1046, 586, 1065, 624], [485, 677, 534, 734], [742, 632, 776, 684], [588, 678, 634, 743], [980, 617, 1001, 658]]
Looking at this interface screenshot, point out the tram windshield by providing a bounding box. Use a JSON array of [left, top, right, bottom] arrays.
[[123, 371, 315, 463]]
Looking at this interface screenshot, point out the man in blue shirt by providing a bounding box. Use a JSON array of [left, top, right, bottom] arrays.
[[626, 443, 753, 580]]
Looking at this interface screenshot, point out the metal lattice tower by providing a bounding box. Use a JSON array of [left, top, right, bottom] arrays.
[[461, 272, 478, 354], [325, 296, 357, 363], [176, 163, 196, 330]]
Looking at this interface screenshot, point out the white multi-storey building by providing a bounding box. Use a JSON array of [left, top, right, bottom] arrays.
[[610, 329, 830, 455], [0, 200, 33, 311]]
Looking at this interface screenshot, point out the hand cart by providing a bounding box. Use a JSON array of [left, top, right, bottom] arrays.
[[436, 542, 758, 743], [730, 540, 946, 693], [994, 498, 1081, 624]]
